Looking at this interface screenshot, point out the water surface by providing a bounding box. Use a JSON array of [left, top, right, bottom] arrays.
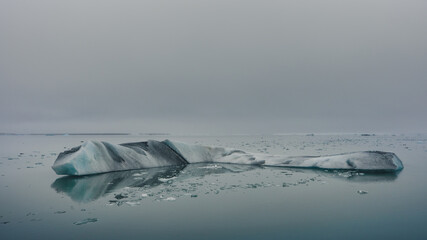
[[1, 134, 426, 239]]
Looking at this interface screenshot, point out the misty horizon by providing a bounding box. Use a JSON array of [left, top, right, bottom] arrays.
[[1, 0, 426, 135]]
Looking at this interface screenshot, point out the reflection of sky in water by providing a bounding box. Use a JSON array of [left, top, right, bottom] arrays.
[[0, 134, 426, 239]]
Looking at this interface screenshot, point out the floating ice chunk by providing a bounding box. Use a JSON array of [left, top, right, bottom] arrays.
[[158, 177, 177, 182], [357, 190, 368, 194], [132, 173, 146, 177], [197, 164, 223, 169], [52, 140, 404, 176], [164, 197, 176, 201], [125, 201, 141, 206], [114, 193, 128, 200], [73, 218, 98, 225], [283, 151, 403, 172]]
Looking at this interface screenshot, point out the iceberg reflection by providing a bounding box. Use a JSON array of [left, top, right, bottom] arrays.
[[51, 164, 259, 203], [51, 164, 400, 203]]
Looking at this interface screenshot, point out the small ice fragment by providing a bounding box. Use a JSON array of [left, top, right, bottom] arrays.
[[357, 190, 368, 194], [164, 197, 176, 201], [54, 211, 66, 214], [338, 172, 352, 178], [73, 218, 98, 225], [114, 193, 128, 199], [198, 164, 223, 169], [191, 194, 198, 198], [141, 193, 148, 198], [125, 201, 141, 206], [132, 173, 147, 177], [158, 177, 177, 182]]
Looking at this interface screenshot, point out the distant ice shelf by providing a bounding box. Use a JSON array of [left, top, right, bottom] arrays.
[[52, 140, 404, 176]]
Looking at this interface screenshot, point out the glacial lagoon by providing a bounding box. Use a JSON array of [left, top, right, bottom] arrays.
[[1, 134, 426, 239]]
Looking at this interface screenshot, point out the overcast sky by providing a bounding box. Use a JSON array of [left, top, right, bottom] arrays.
[[1, 0, 426, 134]]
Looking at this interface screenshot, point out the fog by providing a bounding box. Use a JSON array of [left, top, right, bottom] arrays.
[[1, 0, 426, 134]]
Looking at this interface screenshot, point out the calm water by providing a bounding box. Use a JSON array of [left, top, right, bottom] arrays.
[[1, 134, 426, 239]]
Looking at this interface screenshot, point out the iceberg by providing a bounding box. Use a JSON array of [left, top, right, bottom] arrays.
[[52, 140, 404, 176]]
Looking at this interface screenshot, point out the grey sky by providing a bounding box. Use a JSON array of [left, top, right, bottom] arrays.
[[1, 0, 426, 134]]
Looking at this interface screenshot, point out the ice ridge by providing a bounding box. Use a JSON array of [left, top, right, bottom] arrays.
[[52, 140, 404, 176]]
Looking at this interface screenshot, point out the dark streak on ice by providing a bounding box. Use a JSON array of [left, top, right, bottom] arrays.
[[57, 146, 81, 159]]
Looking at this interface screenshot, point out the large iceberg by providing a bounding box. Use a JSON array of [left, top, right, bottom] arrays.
[[52, 140, 404, 176]]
